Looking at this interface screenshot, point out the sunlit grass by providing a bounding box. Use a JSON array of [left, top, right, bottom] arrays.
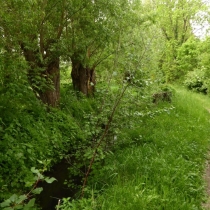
[[93, 86, 210, 209]]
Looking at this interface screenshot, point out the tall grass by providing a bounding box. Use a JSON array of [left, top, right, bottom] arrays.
[[92, 86, 210, 209]]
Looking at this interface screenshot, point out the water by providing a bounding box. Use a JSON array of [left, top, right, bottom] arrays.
[[37, 159, 80, 210]]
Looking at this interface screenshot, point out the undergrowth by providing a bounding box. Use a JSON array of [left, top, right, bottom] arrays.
[[0, 80, 87, 204], [59, 86, 210, 210], [1, 78, 210, 210]]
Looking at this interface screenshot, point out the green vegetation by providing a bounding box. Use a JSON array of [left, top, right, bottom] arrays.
[[57, 86, 210, 210], [1, 0, 210, 209], [95, 87, 210, 209]]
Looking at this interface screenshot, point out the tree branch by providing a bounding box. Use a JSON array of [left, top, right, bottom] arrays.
[[80, 83, 129, 198]]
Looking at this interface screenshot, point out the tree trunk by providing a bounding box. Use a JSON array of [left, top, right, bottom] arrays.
[[71, 60, 96, 96], [39, 58, 60, 107], [21, 44, 60, 107]]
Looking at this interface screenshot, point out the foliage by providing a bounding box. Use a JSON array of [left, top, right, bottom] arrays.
[[199, 37, 210, 71], [58, 86, 210, 209], [0, 107, 80, 197], [57, 197, 96, 210], [181, 37, 210, 95], [151, 0, 205, 82], [1, 0, 210, 209], [176, 37, 200, 78], [60, 84, 122, 190], [0, 167, 56, 210], [0, 0, 64, 106], [0, 61, 82, 202], [183, 67, 208, 94]]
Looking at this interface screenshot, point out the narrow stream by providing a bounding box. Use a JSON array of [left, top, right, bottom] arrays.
[[36, 159, 80, 210]]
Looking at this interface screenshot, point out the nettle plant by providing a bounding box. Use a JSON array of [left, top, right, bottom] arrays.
[[0, 167, 56, 210]]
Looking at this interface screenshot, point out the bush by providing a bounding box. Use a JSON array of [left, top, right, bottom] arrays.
[[183, 68, 208, 94], [0, 106, 81, 200]]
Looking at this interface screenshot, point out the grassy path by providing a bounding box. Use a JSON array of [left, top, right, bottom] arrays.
[[204, 159, 210, 209], [174, 87, 210, 209], [91, 86, 210, 209]]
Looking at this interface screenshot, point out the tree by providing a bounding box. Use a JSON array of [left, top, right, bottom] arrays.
[[151, 0, 204, 81], [63, 0, 134, 96], [176, 37, 200, 76], [0, 0, 67, 107], [0, 0, 136, 102]]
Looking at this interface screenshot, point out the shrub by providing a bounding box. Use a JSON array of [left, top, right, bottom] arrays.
[[183, 68, 208, 94]]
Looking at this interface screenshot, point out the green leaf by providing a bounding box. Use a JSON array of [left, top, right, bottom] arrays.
[[23, 198, 35, 209], [25, 181, 35, 188], [0, 199, 11, 207], [31, 167, 44, 180], [44, 177, 57, 184], [37, 160, 43, 164], [30, 167, 39, 174], [2, 207, 13, 210], [16, 195, 27, 204], [15, 204, 24, 210], [32, 187, 43, 194], [9, 194, 18, 202]]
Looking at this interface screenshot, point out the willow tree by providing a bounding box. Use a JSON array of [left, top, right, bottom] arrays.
[[62, 0, 133, 95], [0, 0, 68, 107]]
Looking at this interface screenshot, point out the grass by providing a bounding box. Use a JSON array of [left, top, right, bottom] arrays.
[[90, 86, 210, 209]]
